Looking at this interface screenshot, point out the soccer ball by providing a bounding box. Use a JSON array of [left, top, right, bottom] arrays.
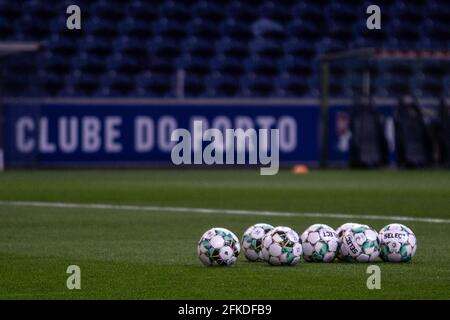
[[242, 223, 274, 261], [339, 225, 380, 262], [378, 223, 417, 262], [197, 227, 240, 266], [261, 226, 302, 266], [335, 222, 369, 261], [300, 224, 339, 262]]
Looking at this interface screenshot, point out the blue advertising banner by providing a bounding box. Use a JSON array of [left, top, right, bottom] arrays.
[[3, 101, 321, 168]]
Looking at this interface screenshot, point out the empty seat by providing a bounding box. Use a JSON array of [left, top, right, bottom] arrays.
[[42, 53, 72, 74], [240, 74, 273, 97], [120, 18, 154, 40], [211, 56, 246, 76], [161, 0, 191, 22], [245, 57, 279, 77], [149, 58, 177, 76], [185, 37, 216, 59], [275, 74, 309, 97], [228, 1, 259, 23], [136, 73, 174, 97], [108, 54, 142, 75], [221, 19, 253, 42], [91, 0, 125, 21], [216, 38, 248, 59], [194, 1, 226, 22], [259, 1, 292, 23], [129, 0, 159, 21], [206, 74, 240, 97], [150, 37, 182, 59], [100, 72, 135, 96], [179, 55, 211, 76], [82, 36, 113, 57], [154, 18, 187, 41], [85, 18, 119, 40], [184, 74, 206, 97], [115, 36, 148, 60], [249, 39, 283, 58], [73, 54, 107, 75]]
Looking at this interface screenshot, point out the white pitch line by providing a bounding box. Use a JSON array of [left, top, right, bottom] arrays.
[[0, 200, 449, 224]]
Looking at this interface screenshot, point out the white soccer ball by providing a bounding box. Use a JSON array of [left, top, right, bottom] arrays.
[[339, 225, 380, 262], [241, 223, 274, 261], [261, 226, 302, 266], [300, 224, 339, 262], [335, 222, 369, 261], [379, 223, 417, 262], [197, 227, 240, 266]]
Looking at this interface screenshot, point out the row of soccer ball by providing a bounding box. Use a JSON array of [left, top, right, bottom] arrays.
[[197, 222, 417, 266]]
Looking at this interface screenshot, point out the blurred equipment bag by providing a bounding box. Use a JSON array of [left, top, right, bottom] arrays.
[[350, 98, 388, 168], [394, 96, 432, 168]]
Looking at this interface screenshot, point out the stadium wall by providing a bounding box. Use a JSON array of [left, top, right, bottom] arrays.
[[2, 98, 400, 169]]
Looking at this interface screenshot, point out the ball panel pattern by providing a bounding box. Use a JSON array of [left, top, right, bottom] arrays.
[[197, 227, 240, 266], [301, 224, 339, 262], [241, 223, 274, 262], [379, 223, 417, 262], [261, 226, 302, 266]]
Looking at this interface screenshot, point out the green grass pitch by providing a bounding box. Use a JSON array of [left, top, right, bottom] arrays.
[[0, 169, 449, 299]]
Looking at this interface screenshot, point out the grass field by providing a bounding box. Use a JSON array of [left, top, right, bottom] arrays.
[[0, 169, 449, 299]]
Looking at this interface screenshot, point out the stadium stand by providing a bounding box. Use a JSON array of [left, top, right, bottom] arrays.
[[0, 0, 449, 98]]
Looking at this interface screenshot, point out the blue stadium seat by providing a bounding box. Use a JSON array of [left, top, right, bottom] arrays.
[[221, 19, 253, 42], [288, 19, 322, 41], [73, 54, 107, 75], [161, 0, 191, 22], [149, 58, 177, 76], [216, 38, 248, 59], [245, 57, 279, 77], [66, 72, 100, 96], [129, 0, 160, 21], [23, 0, 56, 20], [135, 73, 174, 97], [184, 74, 206, 97], [0, 1, 21, 17], [91, 0, 125, 21], [206, 74, 240, 97], [190, 18, 222, 40], [120, 18, 154, 40], [100, 72, 135, 96], [227, 1, 259, 23], [249, 39, 284, 59], [240, 74, 274, 97], [154, 18, 187, 41], [81, 36, 113, 57], [275, 74, 309, 97], [42, 53, 72, 74], [210, 56, 246, 76], [259, 1, 292, 23], [0, 0, 447, 98], [150, 37, 182, 59], [18, 14, 51, 40], [283, 39, 315, 59], [85, 17, 119, 40], [108, 54, 142, 75], [185, 37, 216, 59], [38, 71, 66, 96], [194, 1, 226, 22], [181, 54, 211, 74], [115, 36, 148, 60], [280, 55, 313, 76], [0, 18, 15, 40], [291, 2, 324, 24]]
